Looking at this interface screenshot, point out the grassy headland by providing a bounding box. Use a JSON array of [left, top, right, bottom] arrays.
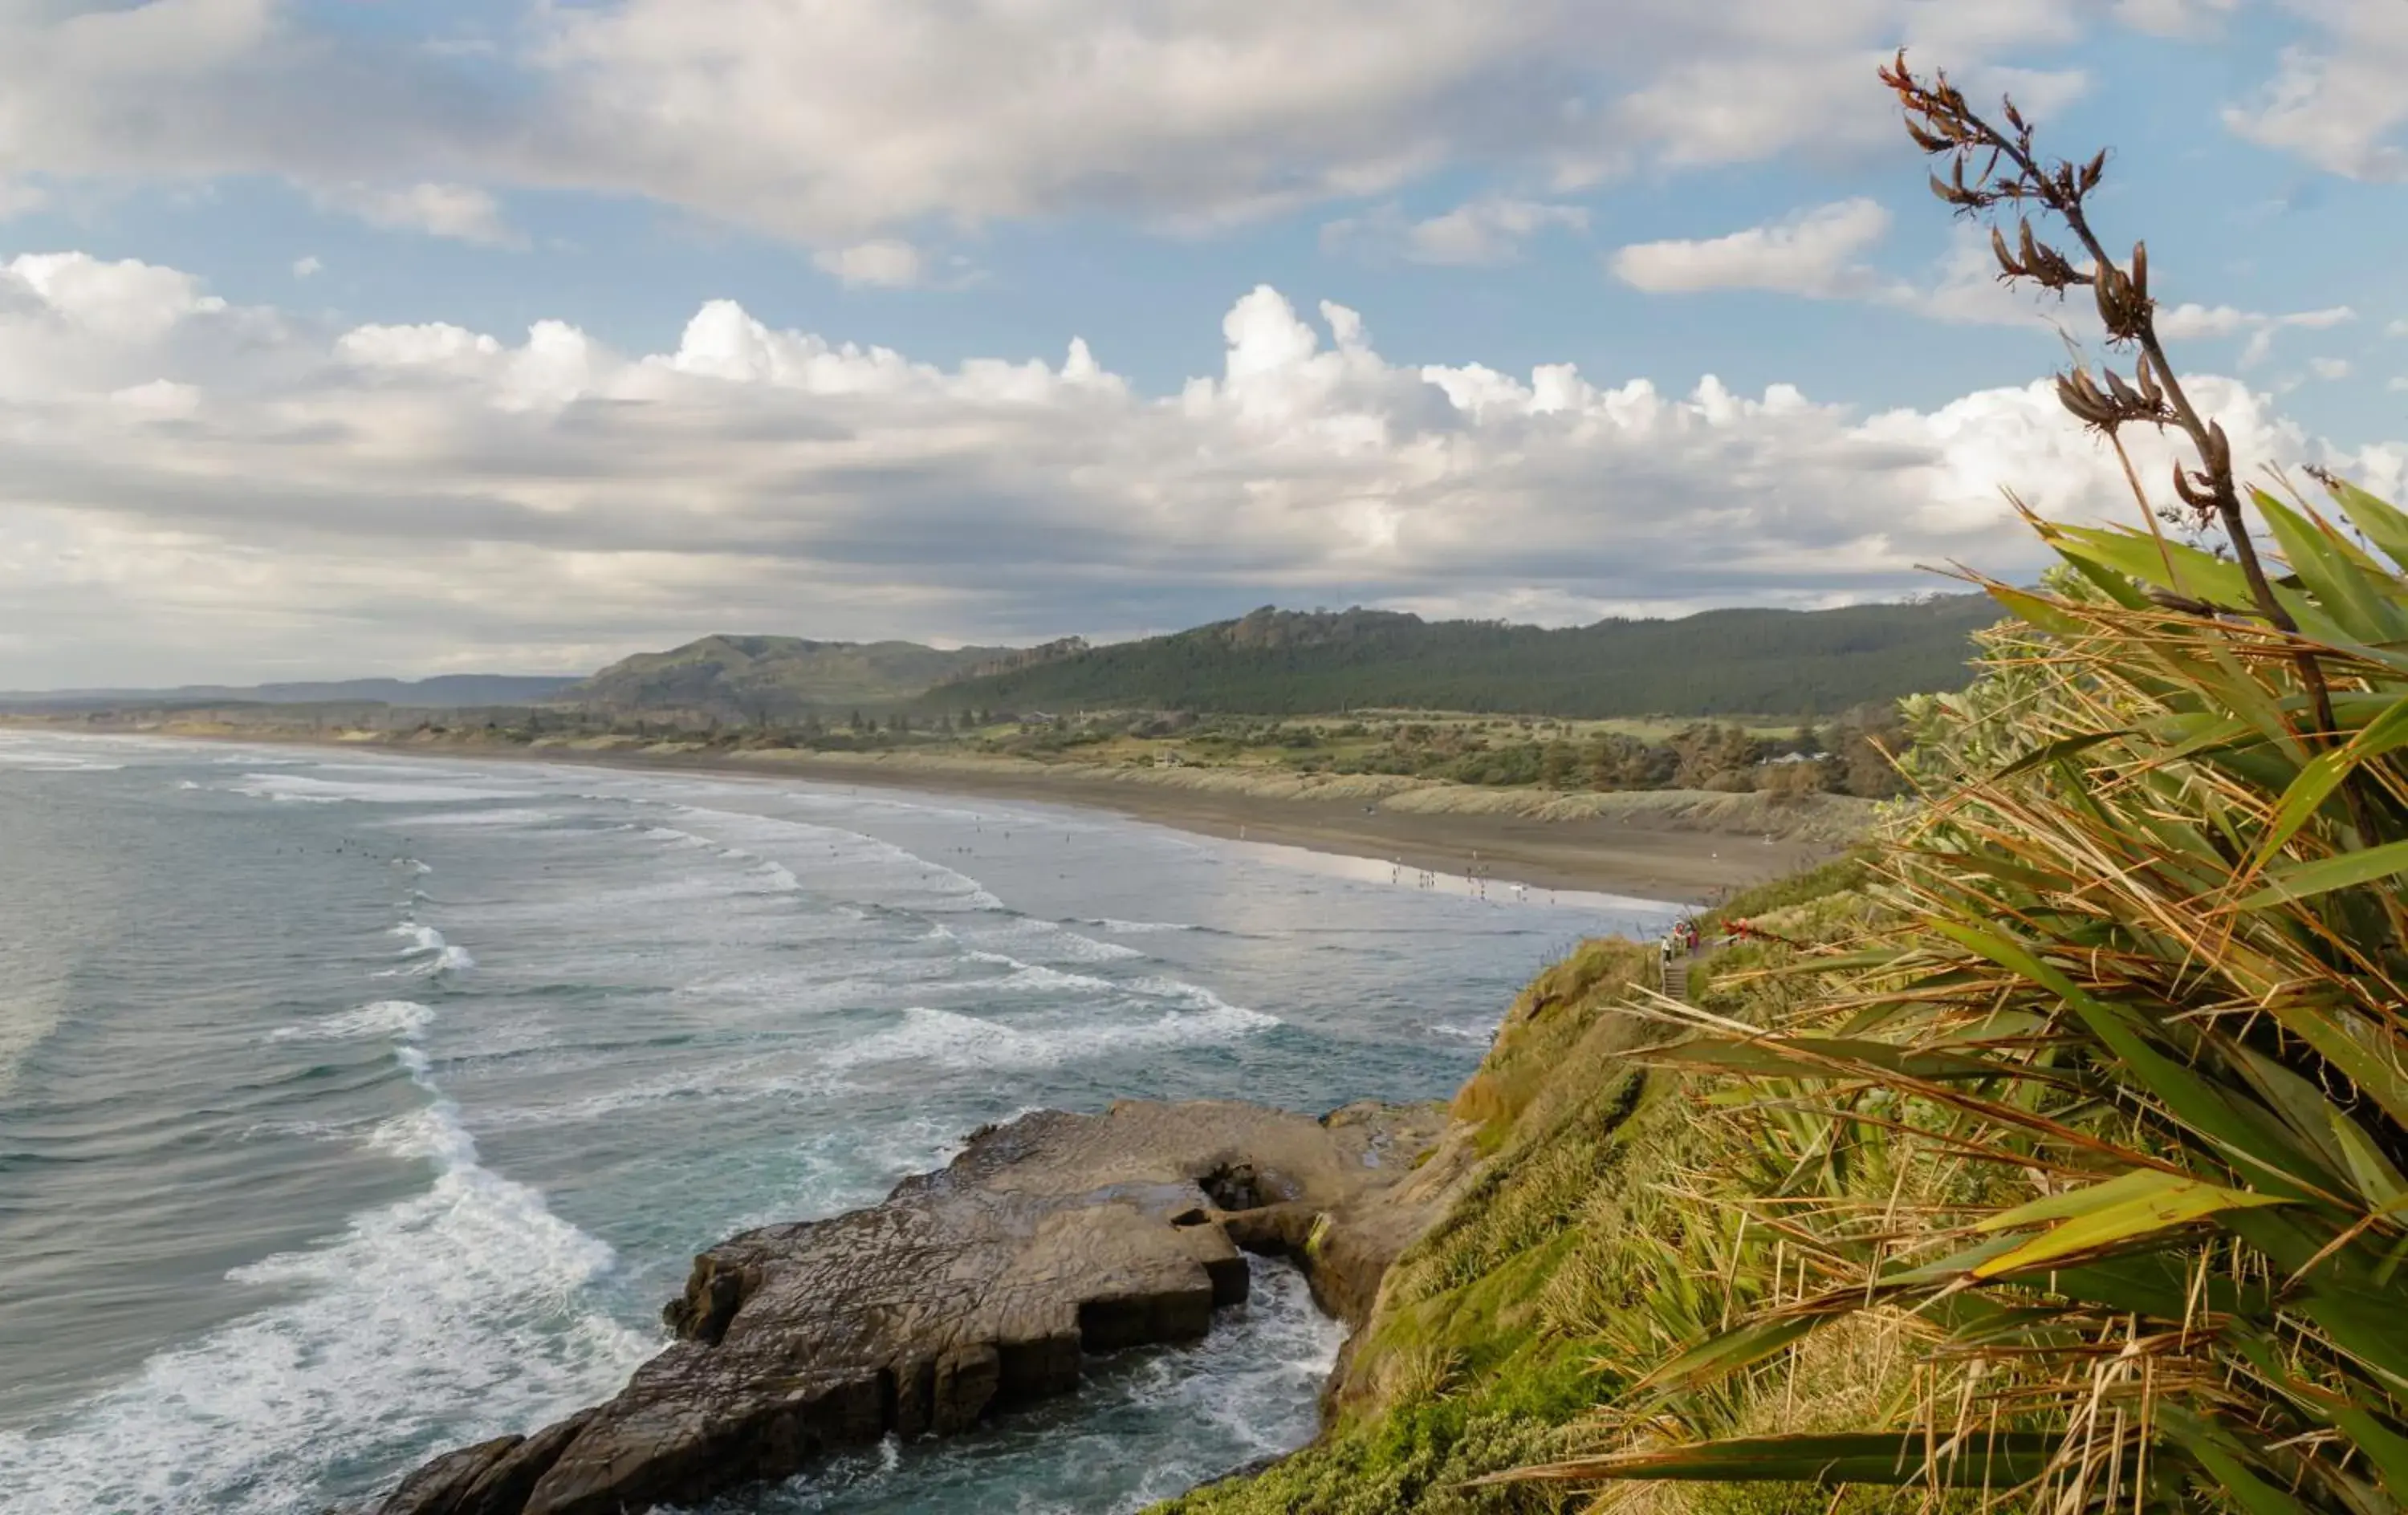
[[1161, 62, 2408, 1515], [1158, 858, 1893, 1515]]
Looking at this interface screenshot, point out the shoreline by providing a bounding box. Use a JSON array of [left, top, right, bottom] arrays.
[[41, 725, 1863, 902]]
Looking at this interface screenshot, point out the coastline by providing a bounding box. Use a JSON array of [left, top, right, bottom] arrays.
[[52, 725, 1868, 902]]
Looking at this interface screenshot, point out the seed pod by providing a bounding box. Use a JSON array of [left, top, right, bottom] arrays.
[[1929, 173, 1960, 205], [2019, 221, 2041, 270], [2095, 268, 2122, 329], [2173, 463, 2211, 510], [2082, 149, 2108, 193], [2105, 369, 2144, 408], [2057, 373, 2114, 425], [2207, 420, 2232, 477], [2129, 241, 2149, 302], [1991, 226, 2021, 278], [2136, 351, 2162, 406]]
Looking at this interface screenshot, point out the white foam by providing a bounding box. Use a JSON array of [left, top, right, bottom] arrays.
[[271, 1000, 436, 1042], [662, 804, 1004, 912], [229, 773, 537, 806], [833, 999, 1275, 1073], [962, 953, 1120, 997], [174, 779, 201, 790], [1129, 976, 1271, 1018], [0, 1010, 651, 1514], [714, 1110, 1006, 1234], [1430, 1022, 1496, 1042], [391, 923, 445, 955], [958, 916, 1145, 964], [397, 808, 562, 828], [0, 754, 124, 771], [384, 924, 475, 977], [1080, 916, 1201, 934]]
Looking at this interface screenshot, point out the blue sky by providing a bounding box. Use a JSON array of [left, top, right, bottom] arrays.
[[0, 0, 2402, 684]]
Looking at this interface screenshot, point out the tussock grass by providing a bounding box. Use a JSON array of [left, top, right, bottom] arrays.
[[1500, 58, 2408, 1515], [1158, 872, 1883, 1515]]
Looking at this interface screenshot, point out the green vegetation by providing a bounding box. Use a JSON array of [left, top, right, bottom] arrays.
[[1490, 61, 2408, 1513], [970, 707, 1912, 799], [929, 599, 1993, 720], [1160, 866, 1892, 1515], [1172, 57, 2408, 1515], [561, 633, 1049, 721]]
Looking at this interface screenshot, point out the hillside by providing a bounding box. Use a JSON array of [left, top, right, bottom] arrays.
[[0, 673, 575, 710], [925, 598, 1997, 718], [1162, 860, 1888, 1515], [559, 634, 1045, 721]]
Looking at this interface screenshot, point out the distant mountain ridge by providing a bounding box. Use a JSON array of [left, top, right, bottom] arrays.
[[923, 598, 1999, 717], [560, 634, 1035, 720], [3, 598, 1999, 723], [0, 674, 577, 710]]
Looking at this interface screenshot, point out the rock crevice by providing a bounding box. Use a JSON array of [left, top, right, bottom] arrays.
[[373, 1098, 1458, 1515]]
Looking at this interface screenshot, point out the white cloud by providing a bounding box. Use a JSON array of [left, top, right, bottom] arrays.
[[1413, 199, 1589, 265], [0, 250, 2397, 686], [2309, 356, 2353, 381], [1609, 208, 2373, 368], [1604, 206, 2042, 329], [1322, 197, 1589, 266], [291, 254, 322, 279], [2240, 305, 2357, 367], [2150, 302, 2358, 367], [811, 240, 927, 289], [314, 183, 521, 246], [1611, 199, 1894, 298], [2223, 5, 2408, 182], [2113, 0, 2240, 38], [0, 0, 2097, 243], [2159, 303, 2255, 339]]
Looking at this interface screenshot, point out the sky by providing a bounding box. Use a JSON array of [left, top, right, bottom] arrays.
[[1, 0, 2404, 687]]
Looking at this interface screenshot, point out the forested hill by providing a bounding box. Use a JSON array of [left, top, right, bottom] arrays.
[[926, 598, 1999, 717], [563, 634, 1041, 720]]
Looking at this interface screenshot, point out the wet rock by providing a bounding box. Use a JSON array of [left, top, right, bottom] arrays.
[[372, 1099, 1454, 1515]]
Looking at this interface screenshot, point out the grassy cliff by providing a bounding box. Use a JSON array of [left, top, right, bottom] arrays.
[[1173, 67, 2408, 1515], [1161, 858, 1900, 1515]]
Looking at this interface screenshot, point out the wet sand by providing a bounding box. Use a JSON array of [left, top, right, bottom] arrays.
[[25, 725, 1854, 903], [372, 742, 1845, 903], [745, 757, 1830, 903]]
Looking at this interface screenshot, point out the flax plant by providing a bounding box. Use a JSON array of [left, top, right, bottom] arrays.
[[1502, 55, 2408, 1514]]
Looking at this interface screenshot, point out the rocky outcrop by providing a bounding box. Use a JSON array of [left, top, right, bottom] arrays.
[[372, 1098, 1459, 1515]]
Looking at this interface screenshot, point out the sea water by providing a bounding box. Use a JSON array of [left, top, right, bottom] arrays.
[[0, 730, 1674, 1513]]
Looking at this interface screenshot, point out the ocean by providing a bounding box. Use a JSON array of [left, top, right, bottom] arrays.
[[0, 729, 1674, 1514]]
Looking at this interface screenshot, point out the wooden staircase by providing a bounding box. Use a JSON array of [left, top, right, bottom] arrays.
[[1660, 955, 1693, 1002]]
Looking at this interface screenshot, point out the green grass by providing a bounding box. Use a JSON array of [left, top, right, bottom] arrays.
[[1156, 865, 1898, 1515]]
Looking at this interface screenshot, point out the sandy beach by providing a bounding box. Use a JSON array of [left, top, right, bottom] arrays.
[[96, 729, 1869, 903]]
